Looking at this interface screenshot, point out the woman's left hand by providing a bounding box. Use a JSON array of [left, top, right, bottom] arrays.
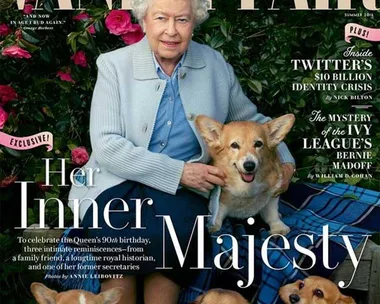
[[273, 163, 295, 197]]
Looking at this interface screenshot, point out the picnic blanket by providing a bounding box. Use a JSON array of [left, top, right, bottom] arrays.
[[47, 182, 380, 303], [179, 182, 380, 304]]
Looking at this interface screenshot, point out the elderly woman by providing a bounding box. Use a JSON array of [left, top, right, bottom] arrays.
[[68, 0, 295, 303]]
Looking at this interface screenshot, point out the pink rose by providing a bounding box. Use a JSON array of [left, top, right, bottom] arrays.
[[0, 24, 12, 36], [57, 71, 75, 83], [0, 85, 18, 106], [73, 12, 90, 21], [105, 10, 132, 35], [0, 107, 9, 129], [23, 4, 34, 14], [0, 175, 17, 188], [72, 12, 95, 34], [2, 45, 31, 59], [88, 24, 96, 34], [71, 146, 90, 166], [71, 50, 87, 67], [121, 24, 144, 45]]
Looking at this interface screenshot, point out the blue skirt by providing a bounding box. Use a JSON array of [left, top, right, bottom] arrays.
[[80, 180, 210, 286]]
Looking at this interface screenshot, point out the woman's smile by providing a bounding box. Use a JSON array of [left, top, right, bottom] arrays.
[[161, 40, 181, 48]]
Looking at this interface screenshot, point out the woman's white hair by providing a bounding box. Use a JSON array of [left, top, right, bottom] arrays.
[[131, 0, 209, 26]]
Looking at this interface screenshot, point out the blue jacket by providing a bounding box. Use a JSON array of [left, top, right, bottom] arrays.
[[68, 36, 295, 219]]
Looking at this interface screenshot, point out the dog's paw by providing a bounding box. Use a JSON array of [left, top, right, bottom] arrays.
[[269, 222, 290, 236]]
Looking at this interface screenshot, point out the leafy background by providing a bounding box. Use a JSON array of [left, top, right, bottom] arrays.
[[0, 0, 379, 302]]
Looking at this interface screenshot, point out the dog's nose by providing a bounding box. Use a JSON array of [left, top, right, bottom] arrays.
[[243, 161, 256, 172], [289, 294, 300, 303]]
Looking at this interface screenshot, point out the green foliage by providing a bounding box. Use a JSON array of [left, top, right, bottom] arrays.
[[0, 232, 30, 303]]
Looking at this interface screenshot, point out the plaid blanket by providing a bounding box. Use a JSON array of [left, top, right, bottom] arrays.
[[179, 183, 380, 304]]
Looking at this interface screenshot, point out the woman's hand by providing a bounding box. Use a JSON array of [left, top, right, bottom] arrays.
[[180, 163, 226, 193], [274, 163, 295, 197]]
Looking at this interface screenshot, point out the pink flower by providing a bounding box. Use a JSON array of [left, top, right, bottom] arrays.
[[0, 175, 17, 188], [71, 50, 87, 67], [71, 146, 89, 166], [2, 45, 31, 59], [73, 12, 90, 21], [0, 107, 9, 129], [23, 4, 34, 14], [72, 12, 95, 34], [121, 24, 144, 45], [88, 24, 96, 34], [0, 85, 18, 106], [0, 24, 12, 36], [105, 10, 132, 35], [57, 71, 75, 83]]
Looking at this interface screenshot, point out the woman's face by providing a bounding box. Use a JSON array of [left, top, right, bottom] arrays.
[[143, 0, 195, 67]]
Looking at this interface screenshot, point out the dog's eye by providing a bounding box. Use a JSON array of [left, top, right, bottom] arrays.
[[314, 289, 324, 298], [254, 141, 263, 148], [231, 142, 240, 149], [299, 282, 304, 289]]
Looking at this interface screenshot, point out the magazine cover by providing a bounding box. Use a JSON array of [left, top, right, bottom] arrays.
[[0, 0, 379, 303]]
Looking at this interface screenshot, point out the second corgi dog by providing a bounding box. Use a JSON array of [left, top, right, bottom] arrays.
[[31, 282, 123, 304], [195, 114, 295, 233], [279, 276, 356, 304], [191, 288, 249, 304]]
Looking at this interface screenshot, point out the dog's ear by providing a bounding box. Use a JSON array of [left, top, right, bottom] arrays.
[[30, 282, 58, 304], [335, 294, 356, 304], [195, 115, 223, 149], [98, 287, 124, 304], [265, 114, 295, 149]]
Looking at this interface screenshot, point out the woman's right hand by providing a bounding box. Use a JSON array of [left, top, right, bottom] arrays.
[[180, 163, 226, 192]]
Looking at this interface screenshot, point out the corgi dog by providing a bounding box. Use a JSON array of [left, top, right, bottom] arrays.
[[191, 288, 249, 304], [195, 114, 295, 234], [279, 276, 356, 304], [31, 282, 123, 304]]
